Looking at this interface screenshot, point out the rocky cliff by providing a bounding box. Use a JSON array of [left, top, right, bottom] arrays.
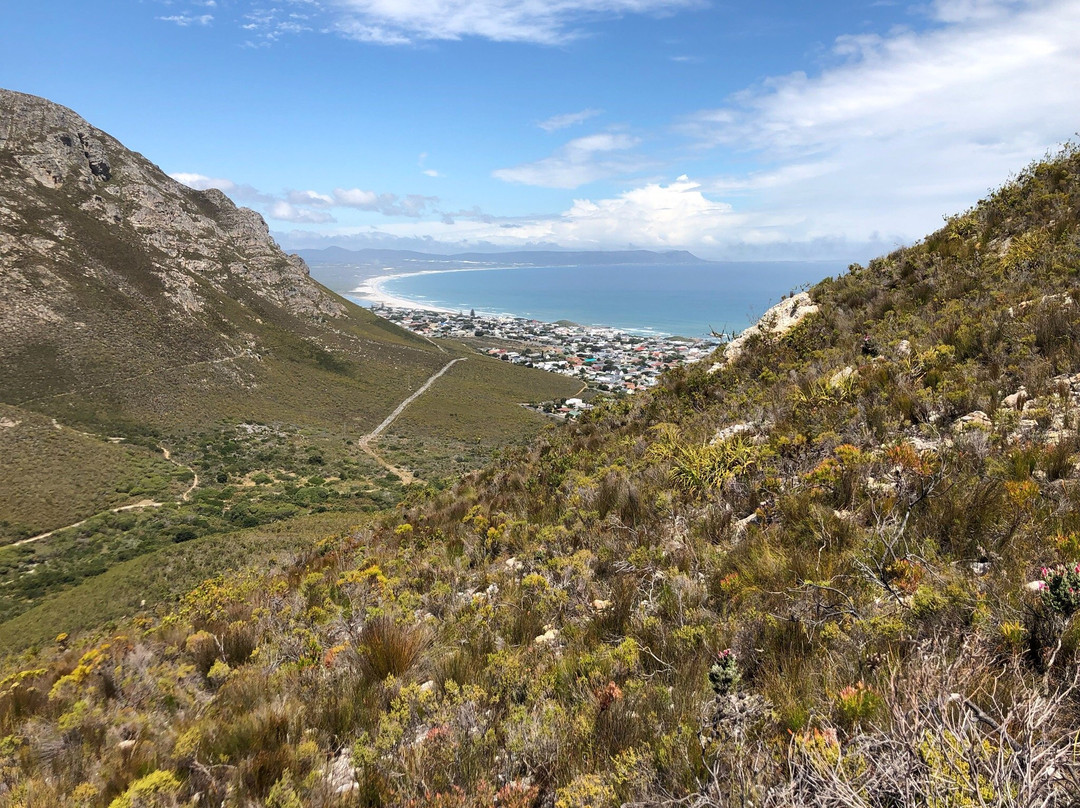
[[0, 88, 342, 327], [0, 89, 427, 418]]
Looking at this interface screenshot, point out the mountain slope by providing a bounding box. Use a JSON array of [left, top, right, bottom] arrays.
[[0, 89, 579, 621], [0, 86, 576, 463], [5, 130, 1080, 805], [0, 87, 441, 428]]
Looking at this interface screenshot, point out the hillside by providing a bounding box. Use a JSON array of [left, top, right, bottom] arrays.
[[0, 89, 579, 634], [0, 89, 574, 438], [3, 140, 1080, 805]]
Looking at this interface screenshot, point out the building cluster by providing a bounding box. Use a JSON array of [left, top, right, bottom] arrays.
[[376, 306, 719, 394]]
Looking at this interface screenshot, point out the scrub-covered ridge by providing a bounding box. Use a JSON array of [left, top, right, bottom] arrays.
[[4, 145, 1080, 805]]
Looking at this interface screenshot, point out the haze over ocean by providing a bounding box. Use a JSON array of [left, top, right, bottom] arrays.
[[358, 262, 844, 338]]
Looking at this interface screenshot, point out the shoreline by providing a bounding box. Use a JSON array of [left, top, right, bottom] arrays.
[[349, 267, 677, 338], [350, 266, 547, 318], [350, 270, 460, 315]]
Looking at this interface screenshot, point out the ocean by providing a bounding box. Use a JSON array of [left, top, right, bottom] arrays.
[[360, 261, 845, 338]]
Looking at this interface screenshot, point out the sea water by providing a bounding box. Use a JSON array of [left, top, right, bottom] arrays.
[[371, 261, 845, 338]]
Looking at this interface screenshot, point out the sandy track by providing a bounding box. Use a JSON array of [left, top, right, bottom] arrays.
[[357, 358, 466, 483], [11, 443, 199, 548]]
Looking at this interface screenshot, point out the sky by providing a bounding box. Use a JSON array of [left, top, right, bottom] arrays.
[[3, 0, 1079, 261]]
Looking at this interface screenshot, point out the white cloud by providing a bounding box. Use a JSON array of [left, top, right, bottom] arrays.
[[330, 0, 701, 45], [494, 132, 646, 188], [303, 175, 742, 252], [170, 172, 235, 192], [287, 189, 336, 206], [332, 188, 379, 207], [269, 201, 337, 224], [677, 0, 1080, 245], [546, 175, 737, 247], [157, 14, 214, 26], [240, 6, 315, 44], [417, 152, 441, 177], [170, 173, 434, 221], [539, 108, 603, 132], [931, 0, 1029, 22], [329, 188, 438, 215]]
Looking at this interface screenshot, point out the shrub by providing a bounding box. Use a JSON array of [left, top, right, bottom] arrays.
[[554, 774, 617, 808], [834, 681, 881, 731], [358, 616, 430, 682], [649, 429, 764, 497], [107, 770, 181, 808], [1037, 562, 1080, 616], [708, 650, 741, 696]]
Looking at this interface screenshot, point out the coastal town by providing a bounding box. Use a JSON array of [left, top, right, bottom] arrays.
[[373, 305, 720, 398]]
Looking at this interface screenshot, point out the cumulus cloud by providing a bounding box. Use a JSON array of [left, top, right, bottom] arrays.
[[546, 175, 737, 247], [171, 172, 438, 222], [494, 132, 646, 188], [286, 189, 336, 206], [538, 108, 603, 132], [297, 175, 741, 252], [329, 0, 702, 45], [328, 188, 438, 216], [170, 172, 276, 206], [678, 0, 1080, 244]]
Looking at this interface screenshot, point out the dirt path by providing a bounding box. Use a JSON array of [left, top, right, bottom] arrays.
[[357, 357, 466, 484], [11, 442, 199, 548], [161, 446, 198, 501], [12, 499, 165, 547], [359, 446, 418, 485], [11, 358, 461, 544], [420, 334, 447, 354], [359, 358, 465, 447]]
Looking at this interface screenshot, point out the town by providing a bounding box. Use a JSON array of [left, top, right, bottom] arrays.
[[374, 305, 720, 398]]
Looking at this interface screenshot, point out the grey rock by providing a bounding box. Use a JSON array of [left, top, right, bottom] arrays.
[[0, 87, 344, 337]]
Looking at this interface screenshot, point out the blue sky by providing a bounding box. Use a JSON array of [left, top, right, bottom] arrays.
[[3, 0, 1079, 260]]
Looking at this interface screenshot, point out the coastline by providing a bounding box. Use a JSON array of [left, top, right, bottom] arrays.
[[340, 259, 837, 339], [349, 266, 672, 336], [350, 266, 527, 318], [350, 271, 457, 314]]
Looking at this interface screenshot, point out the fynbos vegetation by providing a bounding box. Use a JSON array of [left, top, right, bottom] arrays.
[[5, 138, 1080, 806]]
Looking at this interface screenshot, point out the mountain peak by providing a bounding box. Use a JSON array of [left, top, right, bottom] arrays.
[[0, 87, 342, 326]]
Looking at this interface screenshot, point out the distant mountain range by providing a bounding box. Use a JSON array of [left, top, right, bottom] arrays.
[[295, 247, 712, 268]]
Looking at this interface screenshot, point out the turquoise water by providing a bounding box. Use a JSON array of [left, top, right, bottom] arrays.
[[370, 261, 844, 338]]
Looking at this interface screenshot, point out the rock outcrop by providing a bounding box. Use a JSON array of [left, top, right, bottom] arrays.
[[0, 88, 343, 326], [0, 88, 400, 412], [708, 292, 820, 372]]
